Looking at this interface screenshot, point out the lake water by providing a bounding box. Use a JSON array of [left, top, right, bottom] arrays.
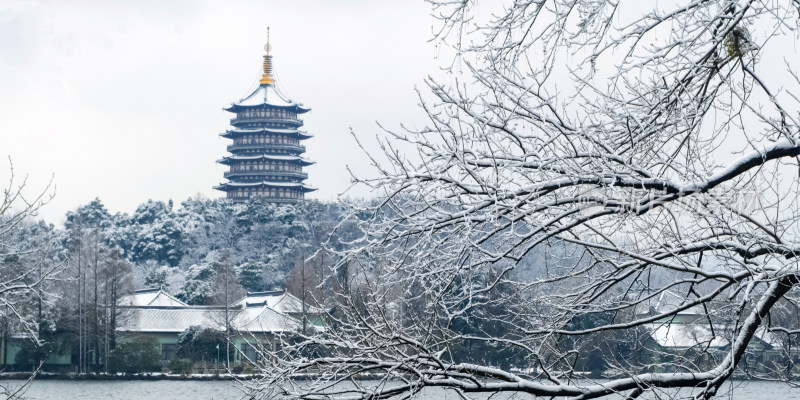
[[0, 379, 798, 399]]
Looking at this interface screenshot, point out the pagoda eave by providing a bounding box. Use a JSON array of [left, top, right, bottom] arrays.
[[220, 128, 313, 140], [217, 155, 314, 166], [224, 83, 311, 113], [215, 182, 317, 193], [224, 104, 311, 114]]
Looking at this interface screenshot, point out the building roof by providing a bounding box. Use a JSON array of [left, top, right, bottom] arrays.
[[118, 305, 303, 334], [234, 305, 302, 333], [647, 322, 729, 349], [217, 154, 315, 166], [116, 290, 318, 335], [225, 84, 310, 114], [118, 306, 223, 333], [235, 291, 325, 314], [118, 288, 188, 307]]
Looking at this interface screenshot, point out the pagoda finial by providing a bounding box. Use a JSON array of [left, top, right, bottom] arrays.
[[260, 27, 275, 85]]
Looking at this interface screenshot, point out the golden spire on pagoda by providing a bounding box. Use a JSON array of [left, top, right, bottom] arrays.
[[260, 27, 275, 85]]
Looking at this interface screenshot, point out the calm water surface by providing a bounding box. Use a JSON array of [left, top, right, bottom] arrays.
[[0, 379, 797, 400]]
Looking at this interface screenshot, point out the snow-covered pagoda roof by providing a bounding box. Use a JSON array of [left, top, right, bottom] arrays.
[[217, 154, 315, 166], [224, 84, 310, 114], [224, 33, 309, 114], [214, 181, 317, 192], [118, 288, 188, 307], [220, 128, 313, 140]]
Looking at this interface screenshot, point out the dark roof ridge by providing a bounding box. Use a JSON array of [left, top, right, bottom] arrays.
[[133, 287, 161, 293], [247, 290, 285, 296]]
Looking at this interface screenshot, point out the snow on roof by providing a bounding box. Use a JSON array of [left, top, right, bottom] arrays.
[[647, 322, 729, 349], [226, 84, 310, 113], [115, 288, 318, 334], [236, 291, 325, 314], [235, 305, 302, 333], [235, 290, 283, 308], [118, 304, 308, 334], [118, 288, 188, 307], [755, 326, 784, 350], [118, 307, 222, 333]]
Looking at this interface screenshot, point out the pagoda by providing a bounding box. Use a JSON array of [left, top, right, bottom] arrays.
[[214, 31, 315, 203]]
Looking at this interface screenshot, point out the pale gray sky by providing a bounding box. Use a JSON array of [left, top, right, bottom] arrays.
[[0, 0, 437, 223]]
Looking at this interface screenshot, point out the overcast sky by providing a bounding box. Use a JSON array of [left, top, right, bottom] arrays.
[[0, 0, 438, 223]]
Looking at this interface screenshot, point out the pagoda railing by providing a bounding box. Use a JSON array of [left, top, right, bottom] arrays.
[[226, 143, 306, 153], [224, 170, 309, 180], [230, 117, 303, 127], [227, 195, 302, 203]]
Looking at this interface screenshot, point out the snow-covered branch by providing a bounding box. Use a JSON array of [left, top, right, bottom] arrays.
[[254, 0, 800, 398]]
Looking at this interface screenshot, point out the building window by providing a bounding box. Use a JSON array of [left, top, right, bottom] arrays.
[[162, 344, 177, 361], [241, 343, 259, 363]]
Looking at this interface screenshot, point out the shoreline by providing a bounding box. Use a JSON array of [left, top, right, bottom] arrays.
[[1, 372, 797, 383], [0, 372, 261, 381]]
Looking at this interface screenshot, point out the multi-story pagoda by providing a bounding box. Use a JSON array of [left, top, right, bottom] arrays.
[[214, 32, 315, 203]]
